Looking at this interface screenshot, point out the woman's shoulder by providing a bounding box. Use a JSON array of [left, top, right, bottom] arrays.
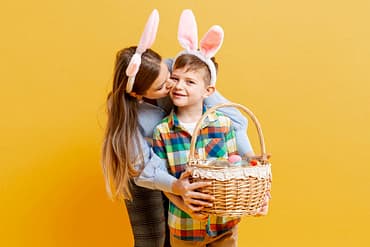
[[156, 96, 173, 114], [137, 101, 169, 137]]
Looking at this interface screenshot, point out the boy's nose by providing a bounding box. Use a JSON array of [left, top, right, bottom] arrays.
[[173, 80, 184, 89]]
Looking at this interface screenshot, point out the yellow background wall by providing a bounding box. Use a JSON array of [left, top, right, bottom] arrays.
[[1, 0, 369, 246]]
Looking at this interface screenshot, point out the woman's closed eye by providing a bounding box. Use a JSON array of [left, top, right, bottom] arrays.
[[156, 83, 165, 90]]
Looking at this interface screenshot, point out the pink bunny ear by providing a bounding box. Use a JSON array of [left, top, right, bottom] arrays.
[[173, 10, 224, 86], [136, 9, 159, 53], [125, 9, 159, 93], [200, 25, 224, 58], [178, 9, 198, 51]]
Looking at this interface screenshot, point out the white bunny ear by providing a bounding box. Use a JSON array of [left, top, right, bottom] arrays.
[[126, 9, 159, 93], [178, 9, 198, 51], [200, 25, 224, 58]]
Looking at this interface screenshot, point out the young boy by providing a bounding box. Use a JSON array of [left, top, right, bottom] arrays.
[[152, 53, 240, 246]]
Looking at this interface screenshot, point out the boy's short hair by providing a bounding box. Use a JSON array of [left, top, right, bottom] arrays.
[[173, 54, 218, 85]]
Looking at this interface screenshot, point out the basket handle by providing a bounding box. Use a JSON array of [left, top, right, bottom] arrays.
[[189, 102, 267, 162]]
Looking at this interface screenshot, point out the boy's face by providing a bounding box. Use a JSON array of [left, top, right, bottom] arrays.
[[170, 66, 215, 108]]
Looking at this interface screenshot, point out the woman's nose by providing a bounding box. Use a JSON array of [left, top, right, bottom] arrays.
[[165, 79, 175, 89]]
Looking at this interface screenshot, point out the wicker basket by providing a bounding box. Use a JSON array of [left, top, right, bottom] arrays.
[[187, 102, 272, 217]]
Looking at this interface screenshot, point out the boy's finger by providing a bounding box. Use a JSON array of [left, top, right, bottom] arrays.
[[188, 181, 212, 190], [188, 191, 214, 201], [179, 170, 192, 179], [188, 205, 200, 211], [186, 198, 213, 207]]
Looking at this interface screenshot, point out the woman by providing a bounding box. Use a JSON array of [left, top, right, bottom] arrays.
[[101, 10, 253, 247]]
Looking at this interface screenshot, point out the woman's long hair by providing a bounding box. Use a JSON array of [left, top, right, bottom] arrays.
[[102, 47, 162, 200]]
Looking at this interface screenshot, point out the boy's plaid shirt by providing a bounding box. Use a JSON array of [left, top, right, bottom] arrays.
[[152, 107, 240, 241]]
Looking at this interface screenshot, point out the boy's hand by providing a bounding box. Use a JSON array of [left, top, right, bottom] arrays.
[[181, 202, 209, 222], [172, 170, 215, 208], [187, 211, 208, 222]]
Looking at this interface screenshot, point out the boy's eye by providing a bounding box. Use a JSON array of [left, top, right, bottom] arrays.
[[170, 77, 178, 82], [187, 80, 196, 85]]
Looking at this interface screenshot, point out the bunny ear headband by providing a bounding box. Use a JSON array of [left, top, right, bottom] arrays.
[[174, 9, 224, 86], [125, 9, 159, 93]]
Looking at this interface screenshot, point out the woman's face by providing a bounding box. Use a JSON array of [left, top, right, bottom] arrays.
[[143, 62, 174, 100]]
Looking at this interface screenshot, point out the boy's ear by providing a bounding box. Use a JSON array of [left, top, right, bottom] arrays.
[[203, 85, 216, 98]]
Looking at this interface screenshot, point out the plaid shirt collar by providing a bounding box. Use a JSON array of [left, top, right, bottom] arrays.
[[167, 105, 219, 131]]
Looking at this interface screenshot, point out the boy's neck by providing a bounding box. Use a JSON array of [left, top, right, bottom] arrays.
[[175, 103, 203, 123]]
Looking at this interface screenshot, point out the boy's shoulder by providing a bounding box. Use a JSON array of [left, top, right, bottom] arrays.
[[214, 110, 226, 117], [212, 110, 232, 126], [154, 114, 172, 133], [160, 114, 171, 123]]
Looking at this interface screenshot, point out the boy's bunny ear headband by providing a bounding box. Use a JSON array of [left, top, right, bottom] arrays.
[[174, 9, 224, 86], [125, 9, 159, 93]]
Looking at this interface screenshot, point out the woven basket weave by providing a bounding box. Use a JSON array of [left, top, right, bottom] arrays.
[[187, 102, 272, 217]]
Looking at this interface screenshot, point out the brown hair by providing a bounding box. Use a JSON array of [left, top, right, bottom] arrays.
[[101, 46, 162, 200], [173, 54, 218, 85]]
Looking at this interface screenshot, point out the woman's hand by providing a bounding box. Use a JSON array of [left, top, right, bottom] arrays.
[[255, 191, 271, 216], [171, 170, 214, 208]]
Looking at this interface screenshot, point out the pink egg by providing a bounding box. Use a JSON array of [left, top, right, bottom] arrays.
[[228, 154, 242, 163]]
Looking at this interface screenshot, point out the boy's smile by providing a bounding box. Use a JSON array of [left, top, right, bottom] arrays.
[[170, 67, 214, 109]]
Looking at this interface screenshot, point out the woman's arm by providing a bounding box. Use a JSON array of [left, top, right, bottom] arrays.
[[235, 130, 255, 157], [133, 133, 176, 193], [205, 91, 254, 156], [205, 91, 247, 130]]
